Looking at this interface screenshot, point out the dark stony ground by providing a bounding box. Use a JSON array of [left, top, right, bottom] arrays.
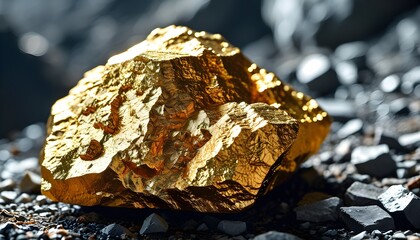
[[1, 1, 420, 240], [0, 108, 418, 240]]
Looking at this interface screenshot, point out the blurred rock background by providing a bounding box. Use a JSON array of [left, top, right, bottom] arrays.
[[1, 0, 419, 138]]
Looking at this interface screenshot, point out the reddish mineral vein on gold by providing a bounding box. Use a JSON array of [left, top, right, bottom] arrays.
[[40, 25, 331, 212], [79, 139, 103, 161]]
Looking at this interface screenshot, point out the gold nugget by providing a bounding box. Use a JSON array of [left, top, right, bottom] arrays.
[[40, 26, 331, 212]]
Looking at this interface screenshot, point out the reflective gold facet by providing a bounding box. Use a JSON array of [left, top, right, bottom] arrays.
[[40, 25, 331, 212]]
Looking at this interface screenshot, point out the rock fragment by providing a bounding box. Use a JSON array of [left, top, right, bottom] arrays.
[[15, 193, 32, 203], [217, 220, 247, 236], [380, 74, 400, 93], [393, 232, 407, 240], [351, 145, 397, 178], [336, 119, 363, 139], [0, 179, 15, 191], [374, 129, 404, 152], [344, 181, 385, 206], [398, 131, 420, 148], [253, 231, 303, 240], [316, 99, 356, 122], [139, 213, 168, 234], [101, 223, 133, 237], [389, 98, 410, 116], [1, 191, 18, 203], [40, 25, 331, 212], [297, 53, 340, 96], [295, 197, 342, 223], [19, 171, 41, 193], [349, 231, 367, 240], [196, 223, 209, 231], [0, 222, 16, 234], [378, 185, 420, 229], [339, 205, 395, 232]]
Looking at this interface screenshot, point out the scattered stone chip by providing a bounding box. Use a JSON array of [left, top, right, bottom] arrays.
[[378, 185, 420, 229], [217, 220, 247, 236], [339, 205, 395, 232], [295, 197, 342, 223], [253, 231, 303, 240], [351, 145, 397, 178], [139, 213, 168, 234], [344, 181, 385, 206]]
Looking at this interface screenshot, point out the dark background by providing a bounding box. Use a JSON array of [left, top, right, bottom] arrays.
[[1, 0, 419, 138]]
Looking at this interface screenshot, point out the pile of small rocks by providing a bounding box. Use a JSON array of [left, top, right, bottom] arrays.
[[1, 118, 418, 239]]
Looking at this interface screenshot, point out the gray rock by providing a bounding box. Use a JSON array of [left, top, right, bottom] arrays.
[[347, 174, 371, 184], [389, 98, 410, 116], [349, 231, 367, 240], [39, 212, 51, 218], [392, 232, 406, 239], [324, 230, 337, 236], [351, 145, 397, 178], [0, 179, 15, 191], [396, 169, 408, 179], [0, 222, 16, 234], [402, 66, 420, 95], [336, 61, 358, 85], [35, 195, 48, 205], [253, 231, 302, 240], [100, 223, 132, 237], [295, 197, 342, 223], [335, 42, 368, 69], [196, 223, 209, 231], [217, 220, 247, 236], [333, 138, 353, 163], [33, 205, 48, 213], [371, 230, 382, 237], [339, 205, 395, 232], [0, 191, 18, 203], [378, 185, 420, 229], [398, 131, 420, 148], [297, 54, 340, 97], [15, 193, 32, 203], [337, 119, 363, 139], [1, 157, 38, 179], [139, 213, 168, 234], [374, 129, 404, 152], [19, 171, 41, 193], [345, 181, 385, 206], [396, 161, 417, 177], [380, 74, 400, 93], [317, 99, 356, 122]]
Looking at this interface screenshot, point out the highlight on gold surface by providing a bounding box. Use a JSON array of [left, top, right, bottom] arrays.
[[40, 25, 331, 212]]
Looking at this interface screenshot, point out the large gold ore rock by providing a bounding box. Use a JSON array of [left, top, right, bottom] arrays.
[[40, 26, 331, 212]]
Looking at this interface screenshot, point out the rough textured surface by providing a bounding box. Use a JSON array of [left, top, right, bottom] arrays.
[[351, 145, 397, 178], [378, 185, 420, 229], [295, 197, 342, 223], [40, 25, 331, 212], [139, 213, 168, 234], [344, 181, 385, 206], [339, 206, 395, 232]]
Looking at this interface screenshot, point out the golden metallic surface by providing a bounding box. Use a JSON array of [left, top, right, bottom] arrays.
[[40, 25, 331, 212]]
